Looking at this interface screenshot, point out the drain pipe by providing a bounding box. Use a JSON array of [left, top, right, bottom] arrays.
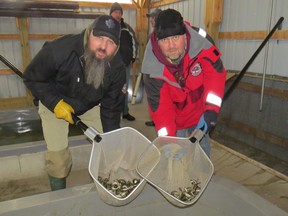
[[260, 46, 269, 112], [260, 0, 274, 112]]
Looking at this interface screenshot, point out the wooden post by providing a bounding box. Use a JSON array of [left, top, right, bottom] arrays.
[[204, 0, 223, 45], [136, 7, 149, 63], [132, 6, 148, 90], [17, 17, 35, 107], [131, 1, 149, 104]]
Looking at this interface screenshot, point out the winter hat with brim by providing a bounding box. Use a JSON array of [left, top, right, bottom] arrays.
[[155, 9, 186, 40], [146, 8, 162, 18], [110, 2, 123, 15], [92, 15, 121, 45]]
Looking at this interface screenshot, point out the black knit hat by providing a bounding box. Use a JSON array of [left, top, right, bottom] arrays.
[[155, 9, 186, 40], [92, 15, 121, 45], [110, 2, 123, 15]]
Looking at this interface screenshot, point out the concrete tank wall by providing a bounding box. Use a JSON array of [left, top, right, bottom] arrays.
[[213, 75, 288, 163], [0, 176, 287, 216]]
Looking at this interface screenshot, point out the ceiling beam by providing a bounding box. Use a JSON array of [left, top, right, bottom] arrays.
[[0, 9, 103, 19], [0, 0, 79, 10], [150, 0, 182, 8], [78, 2, 135, 9]]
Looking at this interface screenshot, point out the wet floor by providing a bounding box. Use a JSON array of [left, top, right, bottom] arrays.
[[0, 119, 83, 146], [0, 107, 84, 146]]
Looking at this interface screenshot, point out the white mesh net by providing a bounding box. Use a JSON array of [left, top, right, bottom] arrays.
[[88, 127, 153, 206], [137, 136, 214, 207]]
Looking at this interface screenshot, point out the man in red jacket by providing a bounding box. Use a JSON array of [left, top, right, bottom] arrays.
[[142, 9, 226, 156]]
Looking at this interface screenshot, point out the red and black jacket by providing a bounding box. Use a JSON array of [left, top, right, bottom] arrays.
[[142, 24, 226, 136]]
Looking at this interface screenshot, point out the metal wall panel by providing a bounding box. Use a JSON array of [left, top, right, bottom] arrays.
[[266, 0, 288, 77], [28, 8, 137, 59], [1, 0, 287, 99], [28, 17, 96, 60], [0, 7, 138, 99], [0, 17, 18, 34], [29, 17, 94, 34], [0, 17, 26, 99], [149, 0, 204, 29], [266, 40, 288, 77], [0, 75, 25, 98], [219, 0, 288, 77], [0, 17, 23, 70], [0, 40, 23, 69]]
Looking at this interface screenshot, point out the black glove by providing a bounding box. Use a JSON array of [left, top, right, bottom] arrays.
[[196, 110, 218, 134]]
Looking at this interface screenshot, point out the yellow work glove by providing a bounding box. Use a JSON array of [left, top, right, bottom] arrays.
[[53, 99, 75, 124]]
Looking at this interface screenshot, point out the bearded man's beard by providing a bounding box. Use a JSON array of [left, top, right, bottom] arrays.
[[84, 48, 108, 89]]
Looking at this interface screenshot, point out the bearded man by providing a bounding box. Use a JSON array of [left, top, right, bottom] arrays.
[[23, 15, 125, 191]]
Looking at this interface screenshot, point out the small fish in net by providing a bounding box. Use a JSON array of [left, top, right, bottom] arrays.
[[170, 179, 201, 202], [98, 176, 141, 198], [162, 144, 202, 202]]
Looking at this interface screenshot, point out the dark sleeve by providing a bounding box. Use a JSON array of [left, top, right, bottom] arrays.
[[119, 22, 139, 65], [22, 43, 62, 111], [100, 54, 126, 132], [143, 73, 163, 112], [127, 23, 139, 61]]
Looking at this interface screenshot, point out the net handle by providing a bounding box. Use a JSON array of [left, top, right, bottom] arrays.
[[189, 129, 204, 144], [72, 113, 102, 142]]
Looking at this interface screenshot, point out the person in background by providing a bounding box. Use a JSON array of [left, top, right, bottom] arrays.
[[142, 9, 227, 156], [110, 2, 139, 121], [145, 8, 162, 127], [23, 15, 125, 191], [146, 8, 162, 29]]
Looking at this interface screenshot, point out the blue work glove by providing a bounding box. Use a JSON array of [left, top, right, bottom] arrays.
[[196, 110, 218, 134]]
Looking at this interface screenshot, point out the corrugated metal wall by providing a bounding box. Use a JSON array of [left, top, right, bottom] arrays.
[[151, 0, 288, 77], [219, 0, 288, 77], [0, 17, 25, 98], [148, 0, 204, 33], [0, 0, 287, 100], [0, 7, 137, 99]]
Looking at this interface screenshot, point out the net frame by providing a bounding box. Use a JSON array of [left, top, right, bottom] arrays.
[[88, 127, 155, 206], [137, 135, 214, 207]]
